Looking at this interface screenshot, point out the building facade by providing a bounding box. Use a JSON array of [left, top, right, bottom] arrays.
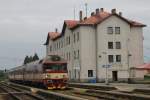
[[44, 8, 146, 82]]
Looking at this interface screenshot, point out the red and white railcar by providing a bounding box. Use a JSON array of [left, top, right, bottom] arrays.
[[8, 55, 68, 89]]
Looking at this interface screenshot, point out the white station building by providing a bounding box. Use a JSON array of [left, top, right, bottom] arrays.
[[44, 8, 146, 82]]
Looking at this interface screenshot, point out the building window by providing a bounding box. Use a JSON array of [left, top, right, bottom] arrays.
[[108, 42, 113, 49], [66, 37, 68, 45], [116, 42, 121, 49], [74, 34, 76, 43], [74, 51, 76, 59], [69, 70, 71, 79], [56, 42, 57, 50], [50, 46, 52, 52], [67, 53, 69, 60], [59, 41, 61, 48], [77, 50, 79, 59], [53, 44, 54, 50], [57, 42, 58, 50], [68, 36, 70, 45], [116, 55, 121, 62], [115, 27, 120, 34], [68, 52, 70, 61], [88, 70, 93, 77], [61, 40, 63, 48], [63, 39, 65, 47], [58, 41, 60, 49], [108, 55, 114, 63], [77, 32, 79, 41], [54, 43, 56, 50], [107, 27, 113, 34]]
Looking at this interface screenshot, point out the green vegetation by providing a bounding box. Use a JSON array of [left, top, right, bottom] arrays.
[[144, 74, 150, 80], [0, 70, 7, 81], [23, 53, 39, 64]]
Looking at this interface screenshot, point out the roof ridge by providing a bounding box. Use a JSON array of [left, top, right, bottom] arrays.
[[44, 9, 146, 43]]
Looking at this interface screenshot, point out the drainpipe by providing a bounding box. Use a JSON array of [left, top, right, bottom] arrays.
[[95, 25, 98, 82]]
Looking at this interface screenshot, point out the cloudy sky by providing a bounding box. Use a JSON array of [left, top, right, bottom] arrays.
[[0, 0, 150, 70]]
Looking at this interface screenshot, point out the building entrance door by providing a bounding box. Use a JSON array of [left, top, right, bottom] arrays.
[[112, 71, 118, 81]]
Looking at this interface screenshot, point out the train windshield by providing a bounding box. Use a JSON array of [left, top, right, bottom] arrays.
[[44, 63, 67, 71]]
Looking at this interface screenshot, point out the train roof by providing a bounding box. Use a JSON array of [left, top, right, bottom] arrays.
[[9, 65, 24, 72], [8, 55, 66, 72], [42, 55, 66, 63]]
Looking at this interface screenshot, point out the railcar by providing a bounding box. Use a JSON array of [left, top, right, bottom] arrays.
[[8, 55, 68, 89]]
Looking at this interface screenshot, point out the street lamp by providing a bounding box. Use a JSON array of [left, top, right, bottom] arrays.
[[102, 52, 109, 85]]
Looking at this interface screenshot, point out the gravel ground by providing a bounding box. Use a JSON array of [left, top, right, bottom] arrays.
[[0, 94, 15, 100]]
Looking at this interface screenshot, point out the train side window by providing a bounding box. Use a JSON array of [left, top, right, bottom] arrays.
[[62, 66, 67, 70]]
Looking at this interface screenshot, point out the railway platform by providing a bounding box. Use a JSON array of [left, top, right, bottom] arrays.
[[69, 82, 150, 92]]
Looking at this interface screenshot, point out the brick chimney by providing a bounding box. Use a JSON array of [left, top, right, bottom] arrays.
[[91, 12, 95, 16], [96, 8, 100, 15], [100, 8, 104, 12], [84, 17, 87, 20], [119, 12, 122, 16], [111, 8, 116, 14], [55, 28, 58, 33], [79, 10, 83, 22]]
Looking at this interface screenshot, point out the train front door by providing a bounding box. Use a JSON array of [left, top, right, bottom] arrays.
[[112, 71, 118, 81]]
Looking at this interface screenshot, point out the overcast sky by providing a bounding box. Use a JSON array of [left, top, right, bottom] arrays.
[[0, 0, 150, 70]]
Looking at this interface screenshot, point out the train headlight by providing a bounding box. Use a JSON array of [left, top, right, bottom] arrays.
[[45, 74, 48, 78], [63, 75, 66, 78], [47, 74, 51, 78], [45, 74, 51, 78]]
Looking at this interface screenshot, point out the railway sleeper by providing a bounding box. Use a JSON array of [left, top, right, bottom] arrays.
[[68, 84, 116, 91], [73, 91, 115, 100]]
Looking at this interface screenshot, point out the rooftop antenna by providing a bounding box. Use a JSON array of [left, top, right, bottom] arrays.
[[73, 6, 76, 20], [85, 2, 88, 17]]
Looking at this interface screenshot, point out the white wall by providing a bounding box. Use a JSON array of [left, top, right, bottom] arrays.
[[46, 15, 144, 82], [80, 26, 96, 80], [129, 27, 144, 67], [97, 15, 131, 80]]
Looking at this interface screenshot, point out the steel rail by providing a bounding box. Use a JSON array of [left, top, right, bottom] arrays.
[[0, 83, 46, 100]]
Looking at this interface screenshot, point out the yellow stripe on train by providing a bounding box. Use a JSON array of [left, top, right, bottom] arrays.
[[44, 73, 68, 79]]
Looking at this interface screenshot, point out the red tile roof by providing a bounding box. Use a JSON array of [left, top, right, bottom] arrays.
[[128, 20, 145, 27], [44, 32, 61, 45], [48, 32, 61, 40], [134, 63, 150, 70], [64, 20, 79, 28], [45, 10, 146, 43], [80, 11, 111, 25]]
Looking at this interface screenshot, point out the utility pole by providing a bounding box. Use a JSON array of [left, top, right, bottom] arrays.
[[73, 6, 76, 20]]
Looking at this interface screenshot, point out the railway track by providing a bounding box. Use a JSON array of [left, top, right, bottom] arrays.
[[0, 83, 46, 100], [1, 82, 91, 100], [4, 82, 150, 100], [7, 82, 106, 100]]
